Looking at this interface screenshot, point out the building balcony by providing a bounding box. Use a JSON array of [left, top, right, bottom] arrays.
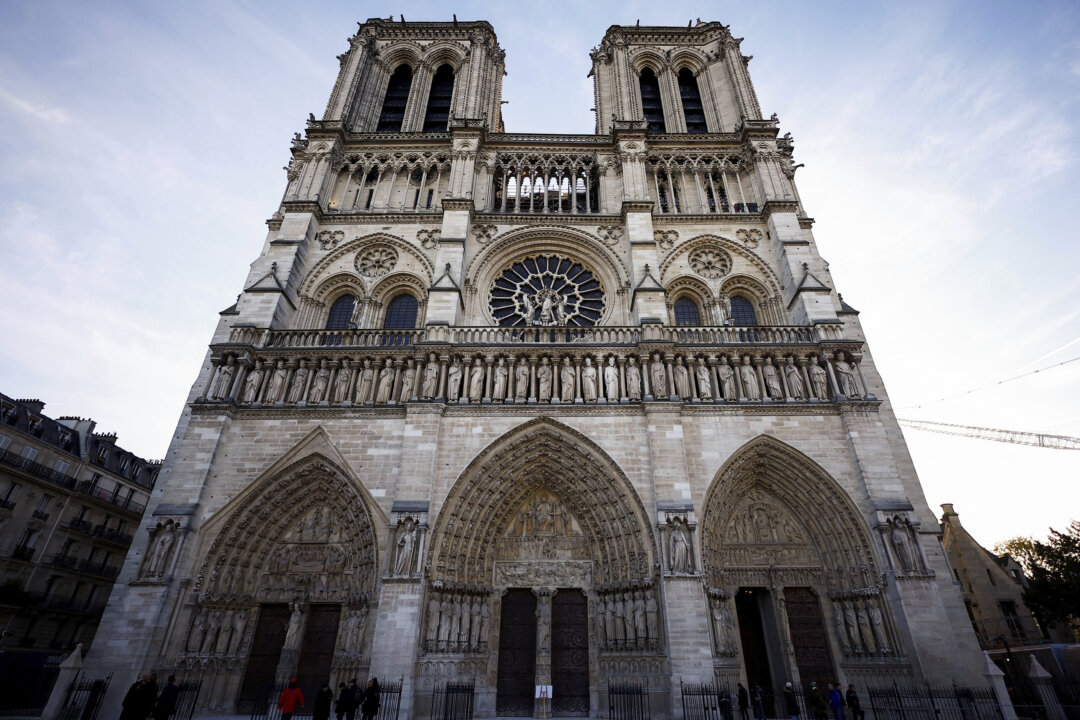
[[75, 559, 119, 580], [0, 450, 77, 491], [74, 481, 146, 516], [65, 518, 94, 535], [31, 509, 49, 522], [47, 553, 79, 570], [11, 544, 35, 561], [92, 524, 133, 547]]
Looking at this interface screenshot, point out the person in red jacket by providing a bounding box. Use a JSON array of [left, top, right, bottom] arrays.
[[278, 678, 305, 720]]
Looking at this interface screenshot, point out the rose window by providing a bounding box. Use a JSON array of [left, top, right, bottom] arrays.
[[355, 246, 398, 278], [490, 254, 604, 327], [688, 246, 732, 279]]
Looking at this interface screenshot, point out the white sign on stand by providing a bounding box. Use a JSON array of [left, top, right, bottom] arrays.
[[535, 685, 553, 719]]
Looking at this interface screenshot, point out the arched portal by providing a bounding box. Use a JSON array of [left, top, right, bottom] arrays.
[[178, 454, 382, 713], [700, 436, 905, 694], [422, 419, 661, 717]]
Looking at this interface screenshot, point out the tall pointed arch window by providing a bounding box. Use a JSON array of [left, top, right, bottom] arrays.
[[377, 65, 412, 133], [678, 68, 707, 133], [326, 295, 357, 330], [639, 68, 666, 134], [422, 64, 455, 132], [673, 298, 701, 326], [383, 294, 419, 329], [730, 296, 758, 327]]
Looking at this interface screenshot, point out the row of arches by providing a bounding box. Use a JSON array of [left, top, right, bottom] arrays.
[[375, 62, 456, 133]]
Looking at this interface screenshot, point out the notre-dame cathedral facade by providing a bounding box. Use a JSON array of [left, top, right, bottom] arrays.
[[86, 18, 985, 719]]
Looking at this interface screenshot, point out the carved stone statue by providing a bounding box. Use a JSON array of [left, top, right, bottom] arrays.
[[241, 360, 263, 403], [834, 351, 860, 397], [421, 353, 439, 399], [375, 359, 394, 404], [718, 357, 736, 400], [604, 597, 617, 644], [215, 611, 233, 654], [230, 610, 248, 655], [478, 600, 489, 645], [645, 592, 659, 641], [286, 360, 309, 403], [835, 607, 852, 655], [695, 358, 712, 401], [674, 357, 691, 399], [868, 598, 890, 652], [446, 358, 462, 402], [596, 600, 608, 645], [537, 357, 552, 401], [469, 358, 484, 401], [711, 598, 735, 654], [785, 358, 806, 400], [650, 353, 667, 398], [857, 604, 877, 653], [210, 356, 235, 400], [309, 360, 330, 403], [626, 357, 642, 401], [740, 356, 761, 400], [145, 527, 175, 577], [331, 362, 351, 404], [394, 522, 416, 575], [469, 596, 482, 647], [604, 357, 619, 402], [514, 358, 529, 401], [356, 359, 375, 403], [201, 610, 221, 654], [890, 518, 916, 572], [669, 521, 691, 573], [581, 357, 598, 401], [536, 595, 551, 648], [187, 610, 206, 652], [493, 357, 508, 400], [426, 596, 441, 643], [399, 361, 416, 402], [560, 357, 575, 402], [809, 357, 828, 399], [845, 605, 864, 653], [718, 291, 732, 325], [282, 603, 303, 651], [760, 357, 782, 399]]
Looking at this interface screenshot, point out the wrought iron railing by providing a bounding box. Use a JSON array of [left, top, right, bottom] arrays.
[[609, 681, 651, 720]]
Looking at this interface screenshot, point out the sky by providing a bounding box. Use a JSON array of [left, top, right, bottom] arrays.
[[0, 0, 1077, 549]]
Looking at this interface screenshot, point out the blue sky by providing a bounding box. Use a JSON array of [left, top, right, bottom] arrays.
[[0, 1, 1077, 547]]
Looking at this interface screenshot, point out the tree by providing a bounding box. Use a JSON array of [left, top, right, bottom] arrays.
[[1021, 520, 1080, 637], [992, 536, 1038, 575]]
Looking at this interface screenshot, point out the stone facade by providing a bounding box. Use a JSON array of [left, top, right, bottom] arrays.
[[85, 18, 986, 719]]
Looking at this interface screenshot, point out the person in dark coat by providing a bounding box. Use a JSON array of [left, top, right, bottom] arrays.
[[751, 684, 765, 720], [827, 683, 844, 720], [335, 682, 348, 720], [120, 674, 156, 720], [808, 682, 827, 720], [846, 685, 864, 720], [314, 683, 334, 720], [345, 679, 361, 720], [784, 682, 799, 720], [361, 678, 380, 720], [153, 676, 180, 720], [277, 678, 305, 720], [737, 684, 750, 720]]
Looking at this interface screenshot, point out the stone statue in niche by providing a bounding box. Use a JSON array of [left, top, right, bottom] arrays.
[[144, 524, 176, 578], [889, 516, 921, 572], [696, 358, 712, 401], [809, 356, 828, 399], [604, 357, 619, 402], [537, 594, 552, 648], [740, 356, 760, 400], [645, 592, 659, 641], [446, 358, 463, 402], [514, 358, 529, 401], [394, 519, 417, 576], [215, 611, 233, 654], [426, 596, 441, 644], [356, 359, 375, 403], [508, 492, 579, 537], [650, 353, 667, 398], [210, 356, 235, 400], [187, 609, 206, 652], [857, 603, 876, 653], [560, 357, 575, 402], [283, 603, 303, 651], [201, 610, 220, 654], [537, 357, 553, 402], [785, 357, 806, 400], [718, 292, 732, 325], [399, 361, 416, 402], [331, 362, 351, 404], [375, 358, 394, 404], [711, 597, 736, 654], [469, 358, 484, 401], [267, 359, 288, 403], [581, 357, 598, 401], [834, 351, 860, 397], [286, 360, 309, 403], [241, 360, 264, 403], [493, 357, 508, 400], [868, 597, 890, 652], [763, 357, 783, 399], [626, 357, 642, 401], [230, 610, 248, 655], [674, 357, 691, 398], [718, 357, 737, 399], [834, 607, 852, 655], [421, 353, 439, 400], [309, 359, 330, 403], [669, 518, 692, 573]]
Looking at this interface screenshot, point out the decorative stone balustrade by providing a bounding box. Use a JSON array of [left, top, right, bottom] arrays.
[[202, 324, 875, 408]]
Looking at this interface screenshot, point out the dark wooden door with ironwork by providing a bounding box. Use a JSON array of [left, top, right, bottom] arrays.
[[296, 604, 342, 704], [497, 589, 537, 716], [784, 588, 836, 688], [552, 590, 589, 716], [237, 604, 290, 712]]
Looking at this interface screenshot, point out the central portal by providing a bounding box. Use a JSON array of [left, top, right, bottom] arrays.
[[496, 589, 537, 716], [552, 590, 589, 716]]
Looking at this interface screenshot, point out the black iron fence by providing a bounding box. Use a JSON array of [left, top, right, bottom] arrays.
[[680, 681, 731, 720], [58, 673, 112, 720], [251, 680, 400, 720], [376, 679, 403, 720], [610, 681, 651, 720], [430, 680, 474, 720], [867, 683, 1003, 720], [172, 679, 203, 720]]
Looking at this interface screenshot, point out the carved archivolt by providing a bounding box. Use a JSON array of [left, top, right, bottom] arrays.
[[700, 435, 879, 592], [300, 232, 434, 299], [426, 418, 656, 586], [658, 234, 780, 294]]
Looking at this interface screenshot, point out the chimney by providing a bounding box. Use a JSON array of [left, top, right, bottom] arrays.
[[16, 399, 45, 414]]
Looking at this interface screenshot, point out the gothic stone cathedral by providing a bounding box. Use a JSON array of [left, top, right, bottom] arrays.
[[86, 18, 985, 719]]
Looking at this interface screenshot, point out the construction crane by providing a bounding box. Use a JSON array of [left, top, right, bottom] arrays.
[[896, 418, 1080, 450]]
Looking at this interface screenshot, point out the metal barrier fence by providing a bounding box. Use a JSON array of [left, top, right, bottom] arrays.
[[172, 679, 203, 720], [58, 673, 112, 720], [867, 683, 1003, 720], [376, 679, 403, 720], [250, 684, 312, 720], [609, 681, 650, 720], [430, 680, 474, 720], [680, 681, 732, 720]]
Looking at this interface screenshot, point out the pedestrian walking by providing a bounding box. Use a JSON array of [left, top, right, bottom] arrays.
[[335, 682, 349, 720], [119, 674, 156, 720], [361, 678, 380, 720], [153, 676, 181, 720], [808, 682, 827, 720], [314, 683, 334, 720], [752, 684, 765, 720], [846, 685, 864, 720], [783, 682, 799, 720], [737, 684, 750, 720], [827, 683, 844, 720], [278, 678, 305, 720]]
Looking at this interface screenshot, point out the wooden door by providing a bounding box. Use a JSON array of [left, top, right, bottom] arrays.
[[237, 604, 290, 712], [551, 590, 589, 716], [496, 589, 537, 716]]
